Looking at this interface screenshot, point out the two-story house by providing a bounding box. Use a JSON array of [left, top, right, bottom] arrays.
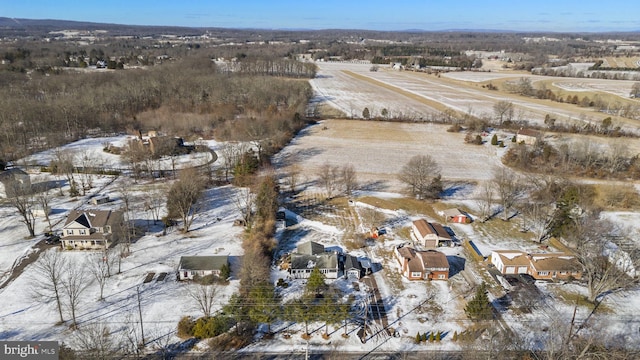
[[395, 244, 449, 281], [61, 209, 124, 250]]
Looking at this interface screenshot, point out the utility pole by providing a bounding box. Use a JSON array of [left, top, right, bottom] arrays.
[[137, 286, 145, 347]]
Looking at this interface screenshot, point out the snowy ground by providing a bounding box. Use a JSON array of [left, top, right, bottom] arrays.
[[2, 63, 640, 355], [313, 62, 638, 132]]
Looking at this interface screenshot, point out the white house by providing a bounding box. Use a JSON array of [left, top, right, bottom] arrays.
[[61, 209, 124, 250], [178, 256, 229, 281]]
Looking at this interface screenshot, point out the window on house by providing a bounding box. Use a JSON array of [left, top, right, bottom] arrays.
[[66, 230, 73, 235], [411, 272, 422, 278], [80, 229, 86, 235], [538, 271, 549, 276], [438, 274, 446, 279]]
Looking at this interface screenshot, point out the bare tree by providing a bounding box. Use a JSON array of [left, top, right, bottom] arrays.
[[62, 262, 91, 329], [88, 254, 110, 301], [493, 100, 514, 125], [232, 187, 254, 226], [51, 149, 76, 196], [630, 82, 640, 98], [146, 184, 167, 225], [288, 164, 302, 193], [492, 167, 525, 221], [186, 283, 218, 318], [29, 249, 68, 324], [569, 215, 640, 303], [166, 168, 207, 232], [475, 181, 495, 221], [7, 181, 37, 237], [517, 175, 562, 241], [317, 162, 340, 199], [73, 322, 120, 359], [340, 164, 358, 197], [36, 185, 53, 231], [218, 142, 246, 183], [398, 155, 442, 200]]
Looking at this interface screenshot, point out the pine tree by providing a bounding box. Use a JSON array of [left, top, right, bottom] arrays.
[[416, 332, 421, 343], [453, 330, 458, 341], [422, 332, 427, 342], [305, 267, 326, 296], [491, 134, 498, 146], [429, 331, 435, 342], [436, 331, 441, 342], [464, 282, 493, 320]]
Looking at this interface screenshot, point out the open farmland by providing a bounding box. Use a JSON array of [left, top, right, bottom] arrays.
[[274, 119, 504, 193], [313, 62, 640, 132]]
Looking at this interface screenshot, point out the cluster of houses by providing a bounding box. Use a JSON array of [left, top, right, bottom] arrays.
[[285, 241, 372, 280]]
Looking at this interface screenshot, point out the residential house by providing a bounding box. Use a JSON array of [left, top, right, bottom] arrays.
[[343, 254, 363, 279], [0, 168, 31, 198], [178, 255, 229, 281], [411, 219, 452, 248], [289, 241, 339, 279], [443, 208, 472, 224], [61, 209, 124, 250], [394, 245, 449, 281], [491, 250, 582, 280], [516, 129, 541, 145]]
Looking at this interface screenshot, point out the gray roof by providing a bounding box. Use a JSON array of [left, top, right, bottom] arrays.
[[297, 241, 325, 255], [291, 252, 338, 271], [344, 255, 362, 271], [64, 209, 120, 229], [178, 256, 229, 271]]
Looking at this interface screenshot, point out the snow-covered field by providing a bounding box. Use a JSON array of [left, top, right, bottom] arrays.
[[313, 62, 638, 132]]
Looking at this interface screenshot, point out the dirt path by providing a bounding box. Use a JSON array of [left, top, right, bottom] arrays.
[[0, 240, 57, 290]]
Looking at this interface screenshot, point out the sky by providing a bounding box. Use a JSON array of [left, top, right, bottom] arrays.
[[3, 0, 640, 33]]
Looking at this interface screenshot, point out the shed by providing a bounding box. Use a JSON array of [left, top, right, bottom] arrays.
[[443, 208, 471, 224]]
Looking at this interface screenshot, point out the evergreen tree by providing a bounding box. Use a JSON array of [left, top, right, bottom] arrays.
[[429, 331, 435, 342], [464, 282, 493, 320], [306, 267, 326, 296], [436, 331, 441, 342], [453, 330, 458, 341], [362, 107, 370, 119], [491, 134, 498, 146], [416, 332, 421, 343]]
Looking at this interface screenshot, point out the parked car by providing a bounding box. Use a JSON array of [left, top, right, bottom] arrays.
[[45, 235, 60, 245]]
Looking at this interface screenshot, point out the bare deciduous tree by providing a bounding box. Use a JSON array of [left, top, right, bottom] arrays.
[[475, 180, 495, 221], [187, 283, 218, 318], [88, 254, 110, 301], [569, 215, 640, 303], [7, 181, 37, 238], [29, 249, 68, 324], [166, 168, 207, 233], [493, 100, 514, 125], [340, 164, 358, 197], [492, 167, 525, 221], [62, 262, 91, 329], [73, 322, 120, 359], [317, 162, 340, 199], [218, 142, 246, 183], [232, 187, 254, 226], [398, 155, 441, 200]]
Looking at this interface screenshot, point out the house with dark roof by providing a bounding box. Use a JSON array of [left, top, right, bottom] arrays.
[[394, 244, 449, 281], [491, 250, 582, 280], [178, 255, 229, 281], [61, 209, 124, 250], [0, 168, 31, 198], [343, 254, 364, 279], [411, 219, 452, 248], [290, 241, 339, 279]]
